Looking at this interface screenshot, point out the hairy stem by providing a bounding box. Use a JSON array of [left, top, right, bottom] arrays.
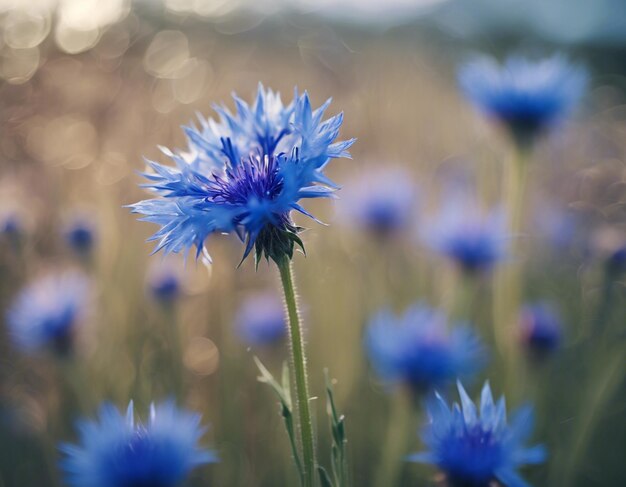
[[277, 256, 316, 487]]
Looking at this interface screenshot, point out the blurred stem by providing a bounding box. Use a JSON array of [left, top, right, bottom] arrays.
[[561, 351, 623, 486], [493, 146, 529, 396], [42, 427, 63, 487], [162, 304, 185, 400], [277, 256, 316, 487], [374, 390, 412, 487], [594, 269, 614, 335], [59, 356, 93, 415], [454, 272, 478, 324]]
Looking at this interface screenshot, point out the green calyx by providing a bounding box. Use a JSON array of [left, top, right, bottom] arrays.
[[254, 221, 305, 268]]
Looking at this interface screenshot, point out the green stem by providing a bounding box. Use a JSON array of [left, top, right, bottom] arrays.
[[594, 269, 614, 336], [162, 304, 185, 400], [493, 147, 529, 399], [374, 390, 412, 487], [277, 256, 316, 487], [560, 351, 623, 487]]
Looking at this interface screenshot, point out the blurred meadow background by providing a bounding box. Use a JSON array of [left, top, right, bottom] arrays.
[[0, 0, 625, 486]]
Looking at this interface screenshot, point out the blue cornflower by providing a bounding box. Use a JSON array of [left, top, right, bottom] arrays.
[[423, 197, 508, 274], [458, 55, 587, 146], [422, 194, 509, 274], [235, 291, 285, 346], [0, 211, 22, 239], [365, 304, 485, 393], [129, 83, 354, 264], [519, 302, 562, 356], [336, 167, 417, 239], [0, 211, 25, 251], [6, 272, 90, 355], [63, 217, 96, 255], [606, 244, 626, 275], [408, 381, 546, 487], [147, 264, 182, 303], [60, 401, 216, 487]]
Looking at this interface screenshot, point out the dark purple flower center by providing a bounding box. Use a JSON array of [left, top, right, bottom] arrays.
[[105, 429, 177, 487], [440, 425, 503, 487], [208, 153, 284, 209]]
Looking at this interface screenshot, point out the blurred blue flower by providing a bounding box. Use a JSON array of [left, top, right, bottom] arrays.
[[0, 211, 22, 239], [6, 272, 90, 355], [60, 400, 216, 487], [336, 167, 417, 239], [0, 211, 25, 251], [458, 55, 587, 145], [147, 264, 182, 304], [533, 204, 578, 252], [519, 302, 562, 355], [236, 292, 286, 345], [129, 83, 354, 264], [63, 217, 96, 255], [365, 304, 485, 393], [408, 381, 546, 487], [606, 244, 626, 275], [423, 197, 508, 274]]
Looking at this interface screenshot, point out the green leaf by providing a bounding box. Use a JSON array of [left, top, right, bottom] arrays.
[[254, 357, 304, 484], [318, 466, 334, 487], [324, 369, 349, 487]]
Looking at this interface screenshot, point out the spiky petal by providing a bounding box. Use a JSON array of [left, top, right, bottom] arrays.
[[129, 84, 355, 264], [60, 401, 216, 487], [408, 381, 546, 487]]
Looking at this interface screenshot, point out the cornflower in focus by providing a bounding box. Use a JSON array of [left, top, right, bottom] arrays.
[[408, 381, 546, 487], [422, 196, 508, 275], [6, 271, 90, 355], [129, 82, 354, 487], [129, 83, 354, 265], [365, 303, 485, 394], [235, 291, 285, 346], [60, 401, 216, 487], [336, 167, 417, 240], [519, 302, 562, 357], [458, 55, 587, 148]]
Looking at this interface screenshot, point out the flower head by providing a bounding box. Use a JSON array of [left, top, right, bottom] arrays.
[[423, 197, 508, 274], [606, 244, 626, 276], [458, 55, 587, 146], [63, 217, 96, 255], [129, 83, 354, 265], [408, 381, 546, 487], [0, 211, 22, 239], [6, 272, 90, 355], [60, 401, 216, 487], [0, 210, 25, 250], [336, 167, 417, 239], [147, 264, 182, 304], [519, 302, 562, 356], [365, 304, 485, 393], [235, 291, 285, 345]]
